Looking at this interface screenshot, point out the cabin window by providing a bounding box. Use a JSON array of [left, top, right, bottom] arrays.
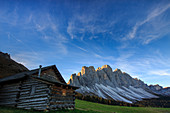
[[62, 89, 66, 96], [30, 85, 36, 95]]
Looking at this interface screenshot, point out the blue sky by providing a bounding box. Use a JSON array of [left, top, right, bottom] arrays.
[[0, 0, 170, 87]]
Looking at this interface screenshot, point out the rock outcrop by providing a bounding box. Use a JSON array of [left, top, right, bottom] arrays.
[[149, 84, 170, 96], [68, 65, 169, 103], [0, 51, 29, 78]]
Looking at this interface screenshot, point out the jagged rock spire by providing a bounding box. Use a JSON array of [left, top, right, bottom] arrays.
[[67, 64, 160, 103]]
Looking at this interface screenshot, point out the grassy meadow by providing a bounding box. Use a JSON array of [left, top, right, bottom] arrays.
[[0, 99, 170, 113], [75, 99, 170, 113]]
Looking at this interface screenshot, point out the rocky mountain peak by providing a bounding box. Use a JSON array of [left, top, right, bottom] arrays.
[[77, 72, 81, 76], [114, 68, 122, 73], [68, 64, 161, 103], [81, 66, 88, 75], [149, 84, 163, 91], [81, 66, 95, 76], [89, 66, 95, 71], [68, 65, 147, 88], [101, 64, 112, 72], [70, 73, 76, 80], [96, 67, 101, 71], [68, 65, 170, 102]]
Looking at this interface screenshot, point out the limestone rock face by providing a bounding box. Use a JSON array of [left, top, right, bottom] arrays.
[[68, 64, 170, 103], [148, 85, 170, 96], [149, 84, 163, 91]]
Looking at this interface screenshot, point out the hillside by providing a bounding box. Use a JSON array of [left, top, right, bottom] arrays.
[[0, 52, 28, 78], [0, 99, 170, 113], [68, 65, 170, 103], [75, 92, 170, 108], [68, 65, 157, 103], [76, 99, 170, 113]]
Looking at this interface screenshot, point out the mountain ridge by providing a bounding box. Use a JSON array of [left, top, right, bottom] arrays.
[[68, 64, 170, 103]]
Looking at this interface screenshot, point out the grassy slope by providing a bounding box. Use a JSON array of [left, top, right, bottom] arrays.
[[75, 99, 170, 113], [0, 99, 170, 113], [0, 106, 98, 113]]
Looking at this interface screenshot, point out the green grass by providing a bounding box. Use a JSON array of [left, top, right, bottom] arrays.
[[0, 99, 170, 113], [0, 106, 98, 113], [75, 99, 170, 113]]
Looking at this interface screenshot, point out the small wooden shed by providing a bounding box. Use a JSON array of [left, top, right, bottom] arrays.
[[0, 65, 78, 111]]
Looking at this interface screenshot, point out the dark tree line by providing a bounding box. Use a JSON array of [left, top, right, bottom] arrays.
[[75, 93, 138, 107], [134, 96, 170, 108], [75, 93, 170, 108]]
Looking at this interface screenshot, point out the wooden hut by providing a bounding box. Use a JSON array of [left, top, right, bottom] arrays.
[[0, 65, 78, 111]]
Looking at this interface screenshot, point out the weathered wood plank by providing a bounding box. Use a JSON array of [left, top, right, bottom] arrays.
[[0, 89, 20, 93], [17, 100, 47, 106], [17, 106, 47, 110], [0, 97, 17, 102], [19, 92, 48, 98], [0, 92, 18, 96], [18, 97, 48, 103], [50, 101, 75, 105], [20, 86, 48, 92], [21, 83, 47, 87], [17, 103, 47, 107], [2, 83, 20, 87], [19, 93, 48, 100], [50, 95, 73, 98], [23, 80, 42, 84], [50, 96, 73, 101], [0, 104, 16, 107], [0, 94, 17, 99], [50, 104, 74, 109], [0, 86, 19, 91], [50, 98, 73, 101], [21, 85, 48, 90], [31, 78, 53, 85], [51, 92, 75, 96], [51, 88, 73, 93], [20, 88, 49, 95], [0, 101, 17, 105]]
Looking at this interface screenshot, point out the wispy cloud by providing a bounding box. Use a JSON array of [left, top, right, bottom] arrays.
[[12, 52, 41, 69], [6, 32, 38, 55], [72, 44, 88, 52], [35, 24, 46, 31], [124, 3, 170, 42], [67, 13, 116, 40], [0, 4, 18, 25], [149, 70, 170, 76], [94, 53, 115, 61], [32, 13, 69, 55], [142, 35, 159, 44]]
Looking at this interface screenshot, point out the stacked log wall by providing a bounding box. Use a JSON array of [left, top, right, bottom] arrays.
[[0, 77, 76, 111], [49, 85, 75, 110], [0, 82, 21, 107], [17, 78, 50, 110]]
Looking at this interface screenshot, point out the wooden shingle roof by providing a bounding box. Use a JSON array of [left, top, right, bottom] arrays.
[[0, 65, 78, 89]]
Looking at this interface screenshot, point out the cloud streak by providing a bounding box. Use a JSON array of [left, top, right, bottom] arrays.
[[67, 12, 116, 40], [149, 70, 170, 76], [125, 3, 170, 40]]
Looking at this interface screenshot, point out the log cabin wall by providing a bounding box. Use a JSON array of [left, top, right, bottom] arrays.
[[0, 77, 77, 111], [49, 85, 75, 110], [0, 82, 21, 107], [0, 65, 78, 111], [16, 77, 51, 110]]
